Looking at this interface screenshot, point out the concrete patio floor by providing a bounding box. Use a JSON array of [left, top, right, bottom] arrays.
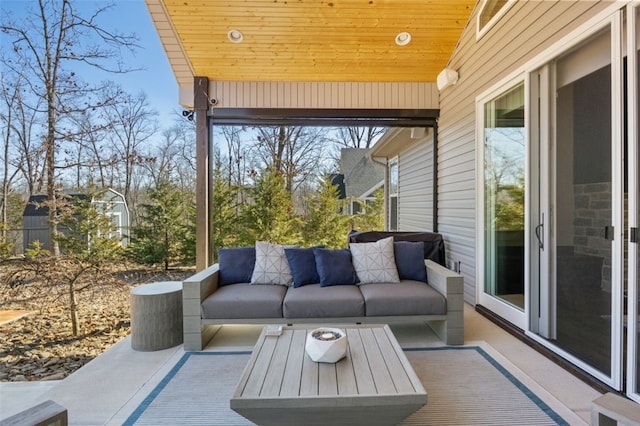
[[0, 305, 602, 425]]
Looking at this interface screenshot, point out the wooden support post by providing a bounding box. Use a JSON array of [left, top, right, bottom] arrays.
[[194, 76, 210, 271]]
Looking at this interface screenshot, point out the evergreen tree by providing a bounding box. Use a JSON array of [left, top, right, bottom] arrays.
[[131, 176, 194, 269], [179, 200, 196, 265], [0, 192, 26, 257], [349, 187, 385, 232], [495, 182, 525, 231], [55, 190, 124, 261], [242, 167, 301, 245], [302, 175, 350, 248], [211, 159, 241, 261]]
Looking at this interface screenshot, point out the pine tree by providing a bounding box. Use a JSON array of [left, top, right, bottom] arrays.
[[211, 159, 241, 261], [131, 176, 194, 269], [242, 168, 301, 245], [349, 187, 385, 232], [302, 175, 351, 248]]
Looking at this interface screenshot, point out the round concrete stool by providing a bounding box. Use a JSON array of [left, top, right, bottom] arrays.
[[130, 281, 183, 351]]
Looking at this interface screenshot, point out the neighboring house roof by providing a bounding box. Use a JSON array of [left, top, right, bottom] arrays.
[[23, 194, 89, 217], [340, 148, 384, 199], [22, 189, 128, 217], [371, 128, 431, 158]]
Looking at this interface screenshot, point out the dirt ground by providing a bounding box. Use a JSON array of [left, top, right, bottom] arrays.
[[0, 263, 194, 381]]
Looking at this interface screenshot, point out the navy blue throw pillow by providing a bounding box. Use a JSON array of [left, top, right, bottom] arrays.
[[285, 247, 320, 287], [218, 247, 256, 286], [313, 248, 359, 287], [394, 241, 427, 282]]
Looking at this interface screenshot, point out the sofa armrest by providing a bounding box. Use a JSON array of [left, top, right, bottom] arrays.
[[425, 259, 464, 345], [183, 263, 220, 350], [425, 260, 463, 301], [184, 263, 220, 301]]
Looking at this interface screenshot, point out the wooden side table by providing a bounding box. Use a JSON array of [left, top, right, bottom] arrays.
[[130, 281, 183, 351]]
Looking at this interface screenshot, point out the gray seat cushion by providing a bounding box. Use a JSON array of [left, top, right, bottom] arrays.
[[360, 280, 446, 316], [201, 283, 286, 319], [283, 284, 365, 318]]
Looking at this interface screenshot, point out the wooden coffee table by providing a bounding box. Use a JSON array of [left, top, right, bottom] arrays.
[[230, 324, 426, 426]]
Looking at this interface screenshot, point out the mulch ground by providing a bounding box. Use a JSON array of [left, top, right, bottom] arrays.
[[0, 263, 194, 381]]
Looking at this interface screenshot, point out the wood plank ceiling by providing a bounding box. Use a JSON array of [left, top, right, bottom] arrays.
[[148, 0, 477, 83]]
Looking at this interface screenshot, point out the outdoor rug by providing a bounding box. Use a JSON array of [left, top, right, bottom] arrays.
[[123, 345, 579, 425]]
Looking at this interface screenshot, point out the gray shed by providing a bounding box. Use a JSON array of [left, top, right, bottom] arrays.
[[22, 188, 130, 252]]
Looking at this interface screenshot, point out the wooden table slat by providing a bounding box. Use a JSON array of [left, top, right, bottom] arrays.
[[336, 346, 358, 395], [241, 335, 277, 397], [372, 327, 415, 393], [280, 329, 307, 397], [318, 362, 338, 395], [378, 327, 427, 395], [261, 329, 294, 396], [300, 341, 319, 396], [359, 328, 396, 394], [345, 328, 377, 395]]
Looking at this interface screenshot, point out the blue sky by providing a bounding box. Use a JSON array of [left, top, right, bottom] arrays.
[[2, 0, 180, 127]]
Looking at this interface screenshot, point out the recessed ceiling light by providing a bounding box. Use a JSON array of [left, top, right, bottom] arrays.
[[395, 32, 411, 46], [227, 29, 244, 43]]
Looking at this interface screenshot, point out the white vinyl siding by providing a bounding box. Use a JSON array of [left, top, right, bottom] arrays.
[[398, 132, 434, 231], [388, 158, 399, 231], [438, 1, 612, 304], [209, 82, 439, 109]]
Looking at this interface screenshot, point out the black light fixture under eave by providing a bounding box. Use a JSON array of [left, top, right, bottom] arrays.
[[182, 110, 194, 121]]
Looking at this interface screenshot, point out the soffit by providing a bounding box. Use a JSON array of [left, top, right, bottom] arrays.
[[146, 0, 477, 84]]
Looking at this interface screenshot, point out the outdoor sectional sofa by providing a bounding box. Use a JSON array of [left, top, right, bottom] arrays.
[[182, 232, 464, 351]]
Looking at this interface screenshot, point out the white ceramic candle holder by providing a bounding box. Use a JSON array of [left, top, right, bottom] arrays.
[[305, 327, 348, 363]]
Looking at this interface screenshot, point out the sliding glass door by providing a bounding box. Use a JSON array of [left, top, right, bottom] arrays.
[[479, 81, 527, 328], [531, 16, 625, 388], [628, 3, 640, 403], [553, 27, 614, 377], [480, 5, 639, 394]]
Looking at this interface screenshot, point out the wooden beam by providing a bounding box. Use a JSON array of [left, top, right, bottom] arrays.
[[194, 76, 210, 271]]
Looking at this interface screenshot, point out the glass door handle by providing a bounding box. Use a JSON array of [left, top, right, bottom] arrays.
[[535, 223, 544, 249], [604, 225, 615, 241]]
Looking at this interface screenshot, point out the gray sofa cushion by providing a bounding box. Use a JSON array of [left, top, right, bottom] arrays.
[[283, 284, 365, 318], [360, 280, 446, 316], [201, 283, 286, 319]]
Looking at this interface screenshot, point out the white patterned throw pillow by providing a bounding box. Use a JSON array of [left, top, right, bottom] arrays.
[[349, 236, 400, 284], [250, 241, 293, 286]]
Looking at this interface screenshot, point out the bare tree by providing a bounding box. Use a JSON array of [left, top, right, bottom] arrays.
[[327, 126, 386, 167], [0, 77, 26, 233], [144, 123, 196, 190], [252, 126, 325, 194], [104, 89, 158, 207], [165, 117, 196, 190], [330, 126, 386, 149], [67, 111, 114, 189], [1, 0, 138, 256], [218, 126, 246, 186], [0, 71, 46, 196]]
